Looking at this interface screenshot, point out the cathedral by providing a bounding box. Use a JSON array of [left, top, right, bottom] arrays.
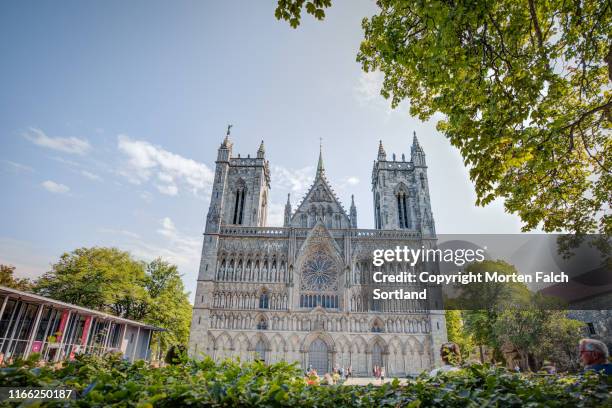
[[188, 132, 447, 376]]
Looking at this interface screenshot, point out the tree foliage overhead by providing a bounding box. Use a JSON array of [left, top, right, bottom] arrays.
[[276, 0, 611, 238], [34, 247, 192, 354]]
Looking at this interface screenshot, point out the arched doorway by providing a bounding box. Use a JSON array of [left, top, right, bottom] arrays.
[[308, 339, 329, 375], [372, 343, 383, 371], [254, 339, 267, 362]]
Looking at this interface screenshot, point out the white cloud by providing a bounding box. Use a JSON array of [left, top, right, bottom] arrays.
[[154, 217, 202, 267], [24, 128, 91, 155], [81, 170, 102, 181], [267, 202, 285, 227], [0, 160, 34, 173], [157, 184, 178, 196], [117, 135, 214, 196], [41, 180, 70, 194], [92, 219, 202, 300], [346, 176, 360, 186], [354, 71, 404, 116], [272, 165, 314, 198], [159, 217, 176, 234], [355, 71, 385, 104]]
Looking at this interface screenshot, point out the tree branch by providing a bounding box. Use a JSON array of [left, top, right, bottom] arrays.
[[528, 0, 545, 51]]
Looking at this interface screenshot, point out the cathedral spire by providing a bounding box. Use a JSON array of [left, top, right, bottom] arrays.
[[377, 140, 387, 161], [317, 139, 325, 177], [257, 140, 265, 158]]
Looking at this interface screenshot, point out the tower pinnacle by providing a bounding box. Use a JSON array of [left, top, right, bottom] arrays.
[[284, 193, 292, 227], [317, 139, 325, 176], [222, 124, 233, 148], [411, 130, 426, 166], [349, 194, 357, 228], [377, 140, 387, 161], [257, 140, 265, 158]]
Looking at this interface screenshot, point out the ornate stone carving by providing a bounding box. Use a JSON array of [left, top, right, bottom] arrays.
[[300, 248, 337, 291]]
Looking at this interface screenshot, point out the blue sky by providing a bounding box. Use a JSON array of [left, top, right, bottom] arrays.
[[0, 0, 529, 299]]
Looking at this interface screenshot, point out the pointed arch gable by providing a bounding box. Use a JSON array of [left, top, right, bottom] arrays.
[[301, 331, 336, 353], [271, 333, 287, 352], [214, 331, 234, 350], [234, 332, 249, 348], [393, 181, 409, 194], [249, 332, 271, 351], [294, 222, 345, 300], [388, 336, 404, 354], [296, 221, 344, 259], [350, 335, 368, 353], [287, 334, 301, 351], [367, 334, 389, 353], [334, 335, 350, 353], [405, 336, 424, 354], [290, 177, 349, 226]]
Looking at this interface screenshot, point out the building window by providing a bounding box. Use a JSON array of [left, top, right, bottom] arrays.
[[232, 182, 246, 224], [420, 173, 426, 189], [375, 192, 382, 229], [396, 191, 409, 229], [256, 317, 268, 330], [300, 294, 338, 309], [254, 339, 266, 361], [259, 291, 269, 309]]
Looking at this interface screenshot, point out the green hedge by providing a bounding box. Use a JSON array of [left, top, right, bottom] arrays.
[[1, 354, 611, 407]]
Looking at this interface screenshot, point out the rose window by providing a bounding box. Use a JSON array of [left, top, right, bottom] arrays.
[[301, 251, 337, 291]]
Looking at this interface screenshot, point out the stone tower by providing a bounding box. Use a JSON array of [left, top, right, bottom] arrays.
[[371, 133, 435, 235], [192, 133, 271, 350]]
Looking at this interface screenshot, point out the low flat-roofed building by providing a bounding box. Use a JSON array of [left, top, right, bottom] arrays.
[[0, 285, 161, 362]]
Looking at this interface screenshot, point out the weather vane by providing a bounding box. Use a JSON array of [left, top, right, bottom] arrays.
[[226, 124, 233, 136]]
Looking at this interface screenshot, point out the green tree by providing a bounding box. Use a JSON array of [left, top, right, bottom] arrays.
[[538, 315, 584, 372], [142, 259, 192, 358], [452, 261, 584, 371], [34, 248, 191, 356], [455, 260, 532, 362], [275, 0, 611, 239], [34, 247, 148, 317], [0, 264, 33, 291], [445, 309, 473, 360], [494, 309, 584, 371]]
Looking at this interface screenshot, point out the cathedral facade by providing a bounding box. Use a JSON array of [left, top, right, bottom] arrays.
[[188, 133, 447, 376]]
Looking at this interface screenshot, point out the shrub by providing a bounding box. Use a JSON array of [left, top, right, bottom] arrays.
[[0, 355, 610, 407], [163, 344, 187, 365]]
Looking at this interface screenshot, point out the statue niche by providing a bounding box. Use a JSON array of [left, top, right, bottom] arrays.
[[311, 185, 332, 203]]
